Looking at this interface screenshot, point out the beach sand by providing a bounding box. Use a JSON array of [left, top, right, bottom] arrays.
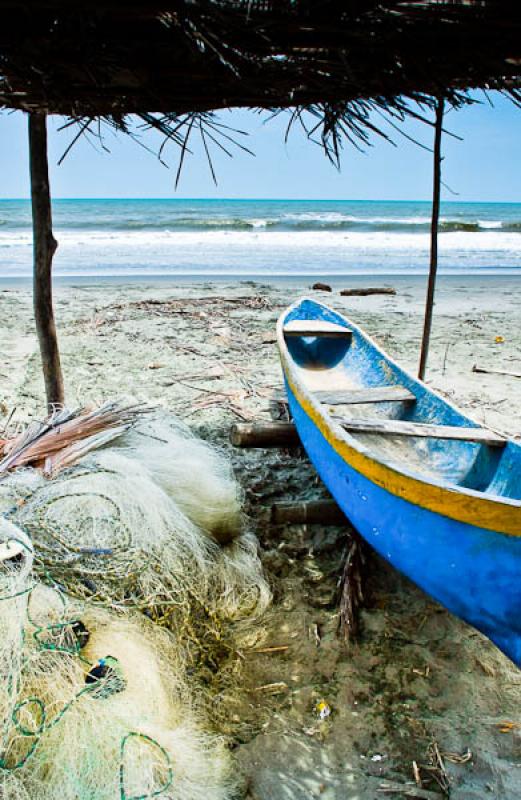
[[1, 275, 520, 799]]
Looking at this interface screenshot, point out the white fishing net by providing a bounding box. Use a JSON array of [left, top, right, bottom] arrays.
[[0, 470, 46, 517], [0, 406, 270, 797], [113, 412, 245, 544], [0, 585, 240, 800], [0, 406, 270, 796], [16, 451, 215, 611], [0, 520, 34, 742], [3, 410, 269, 637]]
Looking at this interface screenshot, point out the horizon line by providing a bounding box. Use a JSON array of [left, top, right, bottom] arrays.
[[0, 197, 520, 204]]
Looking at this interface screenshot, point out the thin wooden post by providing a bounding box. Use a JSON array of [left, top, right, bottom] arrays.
[[28, 112, 65, 411], [418, 97, 445, 381]]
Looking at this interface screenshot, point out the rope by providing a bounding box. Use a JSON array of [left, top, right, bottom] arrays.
[[119, 732, 174, 800]]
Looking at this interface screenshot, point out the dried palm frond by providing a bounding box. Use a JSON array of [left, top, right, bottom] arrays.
[[0, 402, 152, 477]]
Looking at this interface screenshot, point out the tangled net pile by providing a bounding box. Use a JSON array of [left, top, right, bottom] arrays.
[[0, 403, 270, 799]]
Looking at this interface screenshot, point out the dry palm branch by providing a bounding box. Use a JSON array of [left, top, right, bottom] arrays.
[[338, 530, 366, 642], [0, 401, 152, 478]]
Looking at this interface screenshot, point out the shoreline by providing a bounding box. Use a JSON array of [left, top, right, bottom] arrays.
[[0, 272, 520, 287]]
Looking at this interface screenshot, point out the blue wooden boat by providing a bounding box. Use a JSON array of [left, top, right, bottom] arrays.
[[277, 297, 521, 666]]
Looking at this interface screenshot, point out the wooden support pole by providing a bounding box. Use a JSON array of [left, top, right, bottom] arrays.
[[230, 421, 300, 448], [29, 112, 64, 411], [418, 97, 445, 381]]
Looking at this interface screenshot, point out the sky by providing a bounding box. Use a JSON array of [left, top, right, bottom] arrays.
[[0, 92, 520, 201]]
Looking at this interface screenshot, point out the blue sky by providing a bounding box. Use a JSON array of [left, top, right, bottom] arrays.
[[0, 92, 520, 201]]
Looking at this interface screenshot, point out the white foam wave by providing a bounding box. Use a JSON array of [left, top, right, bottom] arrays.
[[0, 228, 519, 277], [477, 219, 503, 229]]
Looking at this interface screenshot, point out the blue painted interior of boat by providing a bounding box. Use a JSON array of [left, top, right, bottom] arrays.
[[284, 298, 521, 500]]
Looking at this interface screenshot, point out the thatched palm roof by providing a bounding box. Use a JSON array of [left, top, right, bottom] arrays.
[[1, 1, 520, 153]]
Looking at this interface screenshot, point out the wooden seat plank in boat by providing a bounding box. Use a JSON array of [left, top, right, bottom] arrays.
[[332, 415, 506, 447], [314, 386, 416, 405], [283, 320, 352, 338]]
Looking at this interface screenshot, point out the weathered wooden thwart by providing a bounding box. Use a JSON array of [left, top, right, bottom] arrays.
[[331, 416, 506, 446], [276, 297, 521, 667]]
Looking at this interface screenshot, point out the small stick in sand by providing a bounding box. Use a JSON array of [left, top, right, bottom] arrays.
[[378, 783, 443, 799], [251, 682, 288, 694], [472, 364, 521, 379]]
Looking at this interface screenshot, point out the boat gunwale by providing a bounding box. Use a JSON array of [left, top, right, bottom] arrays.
[[277, 297, 521, 537]]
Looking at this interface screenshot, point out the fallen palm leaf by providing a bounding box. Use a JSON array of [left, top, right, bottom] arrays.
[[0, 401, 152, 477]]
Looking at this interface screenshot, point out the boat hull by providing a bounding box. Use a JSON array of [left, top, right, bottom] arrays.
[[285, 378, 521, 667]]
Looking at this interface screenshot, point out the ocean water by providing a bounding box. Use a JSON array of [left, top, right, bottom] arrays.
[[0, 199, 520, 278]]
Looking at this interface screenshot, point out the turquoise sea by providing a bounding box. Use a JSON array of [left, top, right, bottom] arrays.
[[0, 199, 520, 277]]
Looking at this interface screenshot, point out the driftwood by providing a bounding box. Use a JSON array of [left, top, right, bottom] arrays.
[[239, 416, 506, 448], [230, 421, 300, 448], [269, 500, 347, 526], [311, 282, 332, 292], [340, 287, 396, 297], [472, 364, 521, 379]]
